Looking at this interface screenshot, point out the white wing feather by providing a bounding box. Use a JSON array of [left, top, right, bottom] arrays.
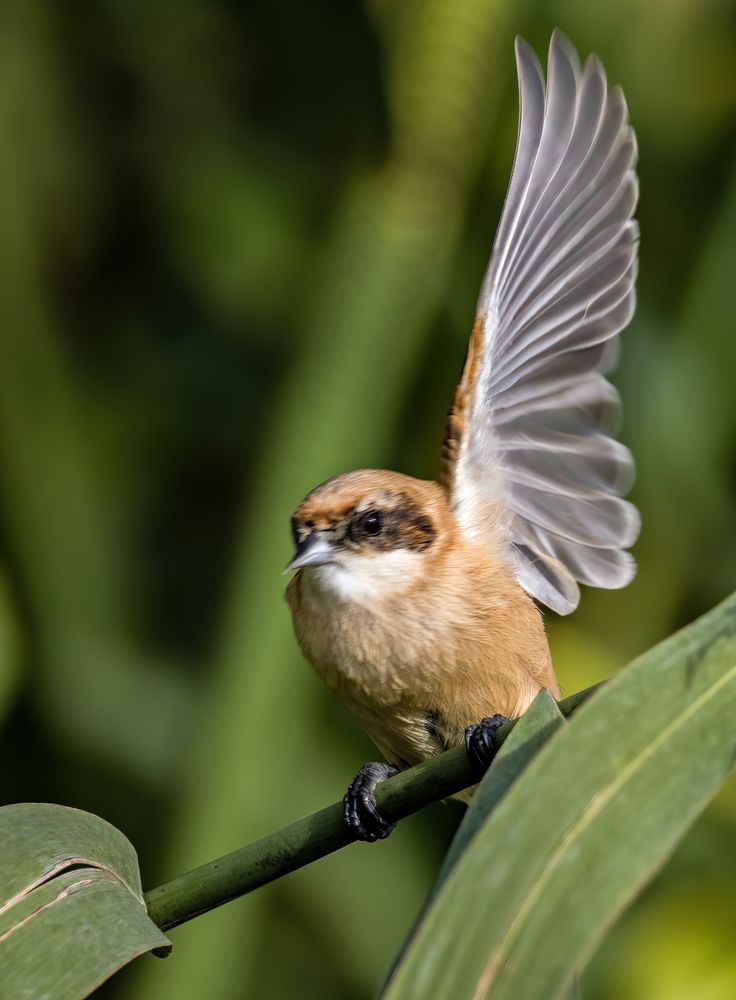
[[450, 31, 640, 614]]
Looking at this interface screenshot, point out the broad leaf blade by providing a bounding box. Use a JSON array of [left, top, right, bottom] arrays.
[[0, 804, 171, 1000], [384, 690, 567, 991], [385, 591, 736, 1000], [439, 689, 567, 885]]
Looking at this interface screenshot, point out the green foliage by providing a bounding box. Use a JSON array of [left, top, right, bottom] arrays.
[[0, 804, 170, 999], [386, 593, 736, 998], [439, 690, 568, 882], [385, 690, 568, 986], [0, 571, 21, 725]]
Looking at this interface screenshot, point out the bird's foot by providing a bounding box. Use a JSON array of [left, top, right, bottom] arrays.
[[344, 762, 400, 843], [465, 714, 510, 781]]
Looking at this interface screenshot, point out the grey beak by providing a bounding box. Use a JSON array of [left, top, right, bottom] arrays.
[[284, 534, 334, 573]]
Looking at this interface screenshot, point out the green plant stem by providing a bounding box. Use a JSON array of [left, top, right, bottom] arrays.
[[143, 685, 603, 932]]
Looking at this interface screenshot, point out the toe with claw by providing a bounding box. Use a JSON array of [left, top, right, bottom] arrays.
[[465, 714, 510, 781], [344, 762, 400, 843]]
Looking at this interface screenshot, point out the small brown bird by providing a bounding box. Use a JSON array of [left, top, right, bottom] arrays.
[[286, 31, 639, 841]]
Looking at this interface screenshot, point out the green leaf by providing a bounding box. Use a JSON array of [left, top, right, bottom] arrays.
[[0, 804, 171, 1000], [384, 690, 567, 990], [384, 591, 736, 1000], [440, 689, 567, 884]]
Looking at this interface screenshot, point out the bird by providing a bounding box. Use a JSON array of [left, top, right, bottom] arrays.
[[285, 30, 639, 842]]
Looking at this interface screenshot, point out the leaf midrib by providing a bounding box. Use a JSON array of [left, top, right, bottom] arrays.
[[0, 855, 138, 921]]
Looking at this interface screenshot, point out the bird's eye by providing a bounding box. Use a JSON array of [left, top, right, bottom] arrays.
[[362, 511, 383, 537], [347, 508, 384, 544]]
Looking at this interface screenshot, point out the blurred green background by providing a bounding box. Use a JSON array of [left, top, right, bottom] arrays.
[[0, 0, 734, 997]]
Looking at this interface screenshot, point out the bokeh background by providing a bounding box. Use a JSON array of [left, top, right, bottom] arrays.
[[0, 0, 735, 997]]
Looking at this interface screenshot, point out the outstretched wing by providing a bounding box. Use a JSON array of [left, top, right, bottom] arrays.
[[442, 30, 640, 615]]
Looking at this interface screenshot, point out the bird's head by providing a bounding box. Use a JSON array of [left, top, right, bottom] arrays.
[[286, 470, 452, 603]]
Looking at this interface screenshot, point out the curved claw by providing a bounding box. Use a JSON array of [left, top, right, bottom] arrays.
[[465, 714, 510, 781], [344, 762, 400, 843]]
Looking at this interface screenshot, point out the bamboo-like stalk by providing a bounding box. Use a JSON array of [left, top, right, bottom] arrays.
[[144, 684, 603, 932]]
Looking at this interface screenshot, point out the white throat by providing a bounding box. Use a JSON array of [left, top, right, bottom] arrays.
[[303, 548, 424, 606]]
